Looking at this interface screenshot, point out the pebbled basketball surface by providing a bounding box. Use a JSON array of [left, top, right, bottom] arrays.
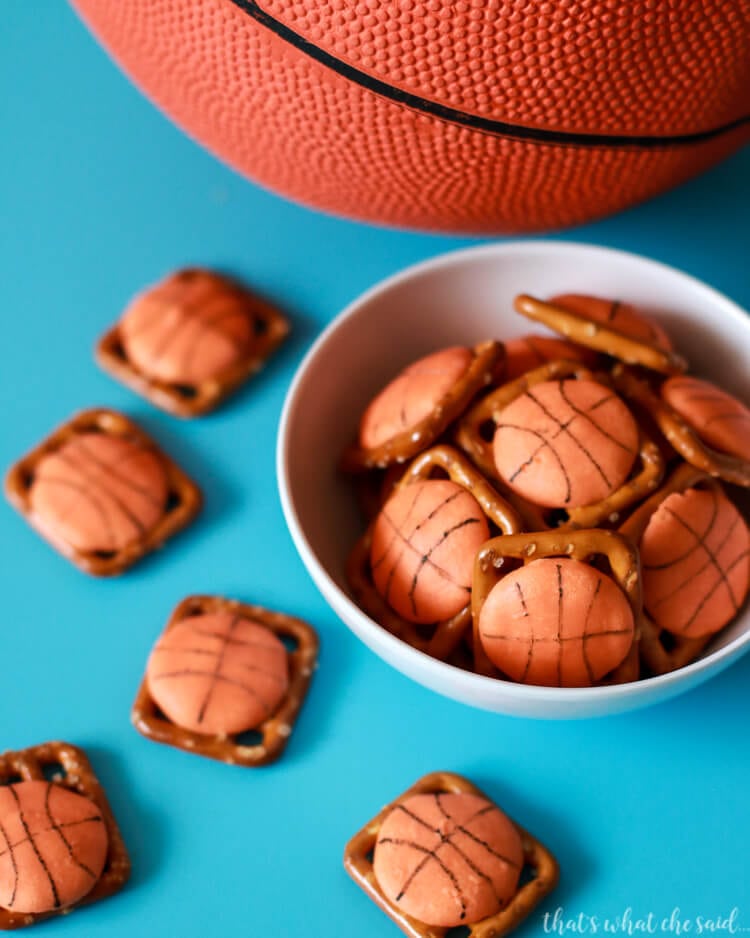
[[69, 0, 750, 232]]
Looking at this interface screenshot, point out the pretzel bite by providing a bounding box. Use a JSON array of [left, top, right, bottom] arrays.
[[370, 479, 490, 624], [477, 557, 635, 687], [373, 791, 524, 928], [661, 376, 750, 463], [640, 486, 750, 638], [492, 379, 639, 509]]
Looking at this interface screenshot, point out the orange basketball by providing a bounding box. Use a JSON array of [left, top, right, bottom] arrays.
[[30, 433, 168, 553], [493, 379, 639, 509], [146, 612, 290, 734], [477, 558, 635, 686], [0, 781, 108, 915], [370, 479, 490, 624], [70, 0, 750, 233], [373, 792, 523, 927]]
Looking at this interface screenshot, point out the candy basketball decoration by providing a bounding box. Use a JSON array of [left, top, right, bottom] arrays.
[[0, 781, 108, 916], [639, 487, 750, 639], [345, 771, 560, 938], [370, 479, 491, 625], [70, 0, 750, 233], [28, 434, 169, 554], [373, 792, 524, 927], [146, 612, 291, 735], [492, 378, 640, 510], [477, 558, 636, 686]]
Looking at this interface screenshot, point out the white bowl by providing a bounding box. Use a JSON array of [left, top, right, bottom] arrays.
[[277, 241, 750, 718]]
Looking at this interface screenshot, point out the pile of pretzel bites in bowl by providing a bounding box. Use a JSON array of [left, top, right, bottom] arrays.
[[278, 242, 750, 717]]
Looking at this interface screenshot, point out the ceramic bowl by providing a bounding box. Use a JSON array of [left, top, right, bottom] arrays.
[[277, 241, 750, 718]]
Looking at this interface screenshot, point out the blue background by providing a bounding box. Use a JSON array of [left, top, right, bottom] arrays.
[[2, 3, 749, 935]]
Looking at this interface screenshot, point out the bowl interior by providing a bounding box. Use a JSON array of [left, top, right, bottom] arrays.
[[279, 242, 750, 711]]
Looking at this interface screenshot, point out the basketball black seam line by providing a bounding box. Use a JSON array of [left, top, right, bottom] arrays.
[[9, 786, 61, 909], [648, 512, 742, 608], [0, 819, 19, 907], [379, 837, 468, 918], [226, 0, 750, 150], [45, 783, 98, 881], [406, 516, 480, 615]]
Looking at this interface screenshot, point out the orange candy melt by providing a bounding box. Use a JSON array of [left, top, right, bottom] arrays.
[[373, 792, 523, 928], [370, 479, 490, 624], [120, 270, 255, 385], [551, 294, 672, 350], [29, 433, 168, 554], [478, 558, 635, 687], [146, 612, 290, 735], [661, 375, 750, 463], [640, 487, 750, 638], [493, 379, 639, 509], [0, 781, 108, 915], [359, 346, 473, 450]]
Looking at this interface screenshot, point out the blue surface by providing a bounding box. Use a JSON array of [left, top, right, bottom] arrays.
[[2, 3, 750, 935]]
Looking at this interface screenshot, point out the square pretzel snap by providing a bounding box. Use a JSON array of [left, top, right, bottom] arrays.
[[346, 445, 522, 663], [344, 771, 559, 938], [513, 294, 687, 376], [96, 268, 290, 418], [612, 364, 750, 489], [455, 359, 664, 532], [4, 408, 202, 576], [619, 462, 721, 675], [132, 595, 319, 766], [341, 341, 505, 473], [0, 741, 130, 930], [471, 529, 642, 684]]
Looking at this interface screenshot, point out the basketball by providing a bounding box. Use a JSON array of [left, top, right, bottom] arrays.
[[373, 792, 523, 927], [69, 0, 750, 233], [493, 379, 639, 509], [477, 558, 635, 686], [30, 433, 168, 553], [0, 781, 108, 915], [146, 612, 290, 734], [370, 479, 490, 624], [359, 346, 473, 450], [640, 487, 750, 638]]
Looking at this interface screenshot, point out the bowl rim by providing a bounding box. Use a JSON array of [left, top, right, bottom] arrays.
[[277, 239, 750, 702]]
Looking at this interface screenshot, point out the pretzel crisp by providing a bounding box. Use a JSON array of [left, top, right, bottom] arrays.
[[341, 341, 505, 473], [344, 770, 559, 938], [132, 595, 319, 767], [4, 408, 202, 576], [612, 365, 750, 488], [471, 529, 642, 682], [455, 360, 664, 532], [96, 272, 290, 418], [346, 446, 522, 662], [514, 294, 687, 375], [618, 462, 715, 674], [0, 741, 130, 930]]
